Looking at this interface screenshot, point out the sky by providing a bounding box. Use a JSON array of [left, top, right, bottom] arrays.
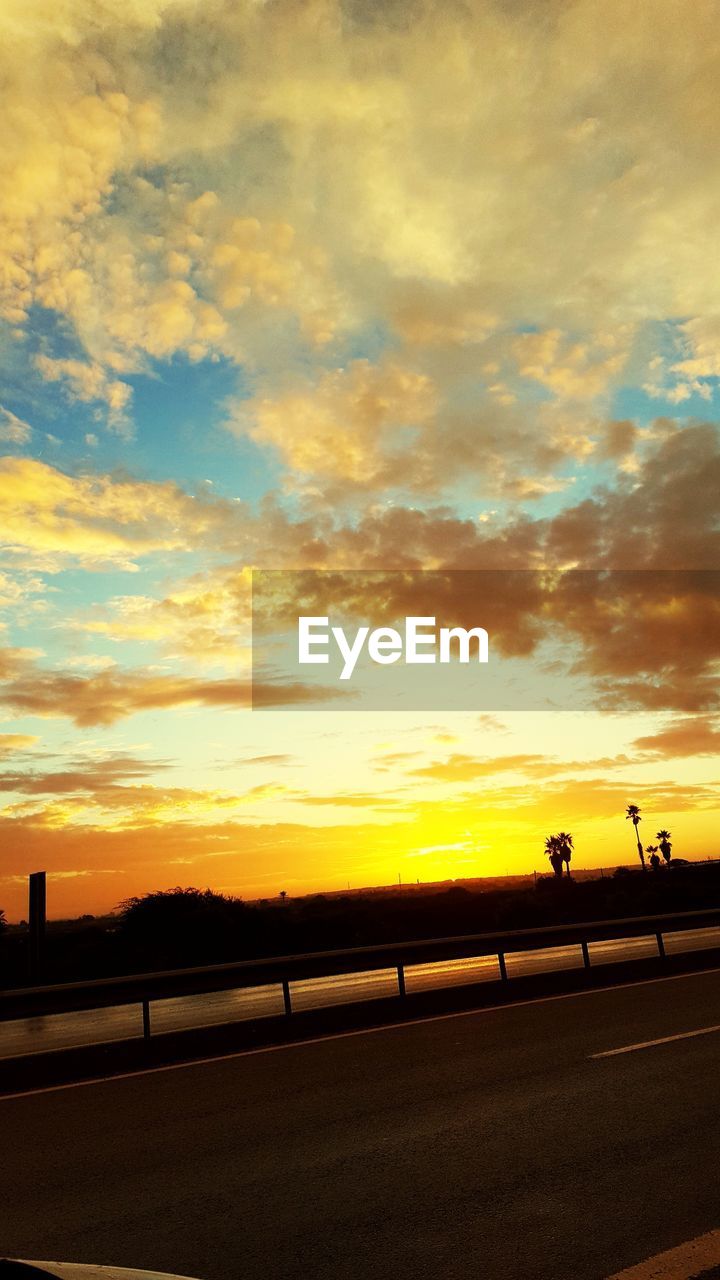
[[0, 0, 718, 919]]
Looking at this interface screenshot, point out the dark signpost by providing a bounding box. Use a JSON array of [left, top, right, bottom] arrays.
[[28, 871, 46, 984]]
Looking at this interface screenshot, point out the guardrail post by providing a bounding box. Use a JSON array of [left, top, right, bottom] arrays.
[[142, 998, 151, 1041], [282, 978, 292, 1016], [581, 940, 591, 969], [656, 932, 666, 959], [397, 964, 406, 997], [498, 951, 508, 981]]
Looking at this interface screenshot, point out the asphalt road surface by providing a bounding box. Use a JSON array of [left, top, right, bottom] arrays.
[[2, 924, 719, 1060], [4, 966, 720, 1280]]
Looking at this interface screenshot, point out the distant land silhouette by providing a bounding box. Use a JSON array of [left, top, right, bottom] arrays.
[[1, 856, 719, 990]]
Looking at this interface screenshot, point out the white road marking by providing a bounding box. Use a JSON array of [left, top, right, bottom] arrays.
[[592, 1021, 720, 1058], [1, 963, 720, 1103], [606, 1227, 720, 1278]]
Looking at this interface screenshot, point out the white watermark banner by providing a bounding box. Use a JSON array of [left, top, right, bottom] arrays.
[[250, 569, 720, 712]]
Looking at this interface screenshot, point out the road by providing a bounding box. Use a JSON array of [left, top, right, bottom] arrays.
[[3, 967, 720, 1280], [2, 924, 719, 1060]]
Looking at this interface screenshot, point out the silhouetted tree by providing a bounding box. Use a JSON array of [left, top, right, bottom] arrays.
[[545, 835, 564, 878], [646, 845, 661, 872], [0, 908, 6, 933], [116, 887, 250, 965], [657, 830, 672, 865], [279, 890, 288, 903], [557, 832, 574, 877], [626, 803, 645, 871]]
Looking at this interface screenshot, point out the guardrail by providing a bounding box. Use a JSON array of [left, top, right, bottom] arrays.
[[2, 906, 720, 1043]]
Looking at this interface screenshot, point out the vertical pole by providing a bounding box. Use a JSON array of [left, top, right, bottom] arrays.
[[282, 978, 292, 1016], [656, 932, 666, 959], [28, 871, 46, 984], [498, 951, 508, 982], [142, 999, 151, 1041], [581, 940, 591, 969], [397, 964, 406, 997]]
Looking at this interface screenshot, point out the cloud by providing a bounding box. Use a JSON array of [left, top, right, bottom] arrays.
[[241, 410, 719, 554], [233, 356, 603, 504], [633, 717, 720, 758], [254, 558, 720, 715], [0, 750, 292, 830], [48, 421, 718, 716], [0, 456, 248, 568], [4, 0, 720, 467], [597, 419, 639, 462], [238, 754, 295, 767], [72, 568, 252, 666], [238, 359, 437, 489], [0, 406, 31, 443], [412, 753, 548, 782], [306, 420, 719, 573], [0, 733, 38, 756], [0, 753, 166, 795], [2, 421, 714, 716], [34, 356, 132, 431], [0, 569, 47, 621], [0, 9, 342, 412], [512, 329, 629, 402], [295, 791, 411, 810], [0, 649, 345, 725], [409, 752, 638, 785]]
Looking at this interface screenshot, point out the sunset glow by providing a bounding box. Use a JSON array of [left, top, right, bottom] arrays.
[[0, 0, 718, 919]]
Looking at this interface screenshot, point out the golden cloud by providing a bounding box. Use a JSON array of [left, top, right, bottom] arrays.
[[0, 732, 38, 756], [4, 0, 720, 479], [411, 753, 548, 782], [241, 360, 437, 487], [73, 568, 252, 667], [0, 456, 249, 568]]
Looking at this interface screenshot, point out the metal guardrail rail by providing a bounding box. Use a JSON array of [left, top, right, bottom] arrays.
[[1, 907, 720, 1042]]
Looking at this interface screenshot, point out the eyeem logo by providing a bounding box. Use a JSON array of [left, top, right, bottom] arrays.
[[298, 616, 489, 680]]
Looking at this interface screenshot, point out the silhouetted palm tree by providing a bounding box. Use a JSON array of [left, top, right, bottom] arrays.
[[279, 890, 288, 903], [626, 803, 645, 870], [646, 844, 661, 872], [657, 830, 672, 865], [545, 835, 564, 878], [557, 831, 574, 877]]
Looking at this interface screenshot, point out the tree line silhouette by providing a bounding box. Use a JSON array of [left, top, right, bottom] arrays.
[[0, 805, 695, 988]]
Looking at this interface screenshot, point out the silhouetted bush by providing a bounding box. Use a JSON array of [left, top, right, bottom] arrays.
[[117, 887, 256, 968]]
